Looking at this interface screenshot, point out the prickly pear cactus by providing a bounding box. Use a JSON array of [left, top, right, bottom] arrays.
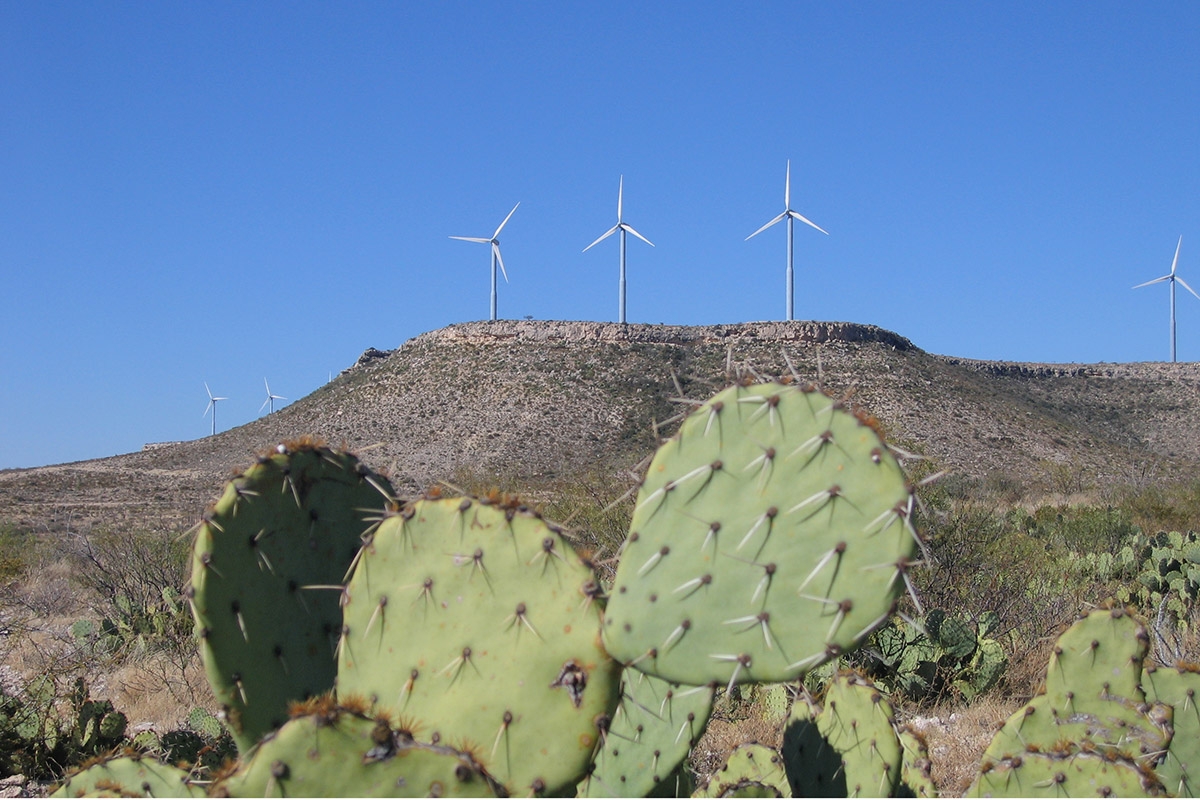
[[969, 608, 1173, 796], [897, 724, 936, 798], [337, 496, 620, 796], [52, 754, 206, 798], [579, 669, 715, 798], [781, 672, 903, 798], [1142, 662, 1200, 797], [603, 382, 917, 687], [697, 741, 791, 798], [214, 701, 501, 797], [187, 440, 393, 751], [969, 745, 1165, 798]]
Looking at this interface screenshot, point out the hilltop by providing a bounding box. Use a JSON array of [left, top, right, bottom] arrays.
[[3, 319, 1200, 534]]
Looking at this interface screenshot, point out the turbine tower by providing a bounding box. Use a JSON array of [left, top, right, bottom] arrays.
[[203, 382, 228, 436], [746, 160, 828, 321], [450, 202, 520, 322], [260, 378, 286, 414], [584, 176, 654, 324], [1134, 236, 1200, 362]]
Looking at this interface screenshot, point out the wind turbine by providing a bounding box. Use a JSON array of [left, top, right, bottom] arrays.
[[1134, 236, 1200, 362], [260, 378, 286, 414], [583, 176, 654, 324], [746, 160, 829, 321], [203, 382, 228, 436], [450, 202, 520, 321]]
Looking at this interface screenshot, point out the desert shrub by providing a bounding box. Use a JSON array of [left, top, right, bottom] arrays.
[[69, 528, 192, 660], [1025, 504, 1137, 552], [0, 524, 31, 583]]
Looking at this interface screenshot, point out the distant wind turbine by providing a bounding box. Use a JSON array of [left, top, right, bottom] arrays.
[[584, 176, 654, 324], [450, 202, 520, 321], [746, 160, 829, 321], [203, 382, 228, 436], [260, 378, 286, 414], [1133, 235, 1200, 362]]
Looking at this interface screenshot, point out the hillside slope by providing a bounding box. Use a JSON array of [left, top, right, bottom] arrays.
[[3, 320, 1200, 533]]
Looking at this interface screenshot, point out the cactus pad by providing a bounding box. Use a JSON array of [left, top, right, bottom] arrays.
[[781, 672, 903, 797], [974, 608, 1173, 794], [337, 496, 620, 796], [214, 702, 501, 797], [188, 441, 393, 751], [897, 724, 937, 798], [1142, 663, 1200, 797], [603, 382, 916, 686], [697, 741, 791, 798], [969, 746, 1164, 798], [579, 669, 715, 798], [52, 754, 205, 798]]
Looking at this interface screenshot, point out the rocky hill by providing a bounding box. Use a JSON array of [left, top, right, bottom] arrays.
[[4, 319, 1200, 534]]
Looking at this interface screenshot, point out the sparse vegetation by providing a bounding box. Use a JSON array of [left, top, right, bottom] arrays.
[[4, 321, 1200, 795]]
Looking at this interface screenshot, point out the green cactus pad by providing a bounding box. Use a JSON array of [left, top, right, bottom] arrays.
[[215, 703, 501, 797], [978, 608, 1172, 786], [1044, 608, 1148, 703], [781, 673, 909, 797], [697, 742, 791, 798], [579, 669, 715, 798], [1142, 663, 1200, 797], [337, 497, 620, 796], [897, 724, 937, 798], [188, 441, 393, 752], [52, 754, 206, 798], [968, 746, 1164, 798], [781, 692, 847, 796], [604, 382, 916, 686]]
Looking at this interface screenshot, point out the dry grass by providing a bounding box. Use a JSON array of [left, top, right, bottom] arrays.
[[905, 695, 1023, 797], [103, 652, 210, 731]]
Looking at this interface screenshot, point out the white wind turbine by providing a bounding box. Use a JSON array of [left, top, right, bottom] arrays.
[[583, 176, 654, 324], [203, 382, 228, 436], [746, 160, 829, 321], [260, 378, 286, 414], [1134, 236, 1200, 362], [450, 202, 520, 322]]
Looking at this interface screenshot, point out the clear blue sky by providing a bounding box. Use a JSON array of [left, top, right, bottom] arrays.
[[2, 2, 1199, 469]]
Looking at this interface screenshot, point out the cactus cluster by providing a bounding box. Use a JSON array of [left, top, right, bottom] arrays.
[[967, 607, 1184, 797], [860, 609, 1007, 702]]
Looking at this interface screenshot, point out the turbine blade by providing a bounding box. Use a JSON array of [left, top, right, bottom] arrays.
[[583, 225, 620, 252], [205, 382, 214, 401], [494, 243, 509, 283], [1133, 275, 1172, 289], [1171, 235, 1183, 275], [788, 210, 830, 235], [450, 236, 491, 244], [493, 202, 520, 239], [785, 160, 791, 208], [1177, 275, 1200, 301], [260, 397, 271, 413], [746, 212, 787, 240], [617, 175, 624, 222], [622, 223, 655, 247]]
